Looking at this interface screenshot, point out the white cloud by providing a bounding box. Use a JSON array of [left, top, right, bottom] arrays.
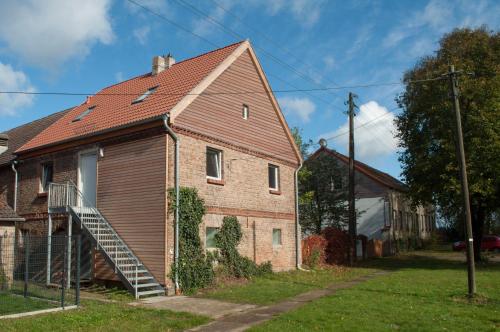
[[323, 56, 336, 70], [192, 4, 229, 37], [0, 0, 114, 70], [115, 72, 124, 83], [321, 101, 398, 161], [125, 0, 168, 14], [0, 62, 36, 116], [278, 96, 316, 122], [133, 25, 151, 45], [250, 0, 325, 27]]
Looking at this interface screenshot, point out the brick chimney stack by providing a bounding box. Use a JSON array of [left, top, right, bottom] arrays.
[[152, 53, 175, 75]]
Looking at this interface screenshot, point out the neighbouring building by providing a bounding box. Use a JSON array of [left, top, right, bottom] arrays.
[[1, 40, 302, 298], [307, 146, 435, 256]]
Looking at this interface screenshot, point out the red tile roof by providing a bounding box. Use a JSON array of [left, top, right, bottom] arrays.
[[17, 41, 244, 153], [310, 146, 407, 192]]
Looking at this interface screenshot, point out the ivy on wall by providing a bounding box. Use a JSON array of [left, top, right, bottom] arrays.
[[215, 216, 272, 278], [168, 187, 214, 293]]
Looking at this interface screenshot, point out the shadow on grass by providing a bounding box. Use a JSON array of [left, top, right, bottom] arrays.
[[356, 251, 500, 272]]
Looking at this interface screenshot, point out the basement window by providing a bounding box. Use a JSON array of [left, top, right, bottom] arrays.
[[132, 86, 158, 104], [206, 227, 219, 249], [206, 147, 222, 180], [73, 106, 96, 122], [268, 164, 279, 191], [242, 104, 249, 120], [273, 228, 282, 246]]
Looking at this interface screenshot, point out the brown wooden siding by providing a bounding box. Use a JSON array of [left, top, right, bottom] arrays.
[[96, 134, 166, 284], [175, 49, 297, 165]]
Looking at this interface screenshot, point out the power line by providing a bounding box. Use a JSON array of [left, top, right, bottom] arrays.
[[0, 77, 447, 97], [209, 0, 340, 87], [322, 106, 400, 142], [126, 0, 344, 110]]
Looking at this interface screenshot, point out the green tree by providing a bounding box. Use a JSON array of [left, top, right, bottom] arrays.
[[395, 27, 500, 260], [291, 127, 349, 234]]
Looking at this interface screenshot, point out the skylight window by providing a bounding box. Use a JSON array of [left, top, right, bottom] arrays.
[[73, 106, 96, 122], [132, 86, 158, 104]]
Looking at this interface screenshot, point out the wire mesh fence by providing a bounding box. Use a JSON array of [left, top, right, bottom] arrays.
[[0, 233, 81, 316]]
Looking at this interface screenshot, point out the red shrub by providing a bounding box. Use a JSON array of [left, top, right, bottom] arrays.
[[302, 235, 327, 267], [322, 227, 350, 265]]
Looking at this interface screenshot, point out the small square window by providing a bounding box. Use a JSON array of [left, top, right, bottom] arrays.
[[206, 148, 222, 180], [206, 227, 219, 249], [242, 104, 249, 120], [40, 162, 53, 193], [268, 164, 279, 190], [273, 229, 282, 246]]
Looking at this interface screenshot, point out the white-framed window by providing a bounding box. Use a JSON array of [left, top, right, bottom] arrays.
[[40, 162, 53, 193], [272, 228, 282, 246], [268, 164, 279, 190], [206, 227, 219, 249], [206, 147, 222, 180], [242, 104, 249, 120]]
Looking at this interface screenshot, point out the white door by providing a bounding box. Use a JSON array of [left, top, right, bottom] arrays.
[[79, 152, 97, 207]]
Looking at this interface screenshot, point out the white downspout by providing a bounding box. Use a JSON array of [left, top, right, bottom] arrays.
[[162, 115, 180, 294], [11, 161, 18, 212], [294, 162, 302, 269]]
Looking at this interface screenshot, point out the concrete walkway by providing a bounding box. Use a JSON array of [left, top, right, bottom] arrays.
[[129, 295, 257, 319], [131, 270, 390, 332]]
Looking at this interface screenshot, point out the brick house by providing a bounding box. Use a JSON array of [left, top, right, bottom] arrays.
[[308, 146, 435, 256], [1, 41, 302, 298]]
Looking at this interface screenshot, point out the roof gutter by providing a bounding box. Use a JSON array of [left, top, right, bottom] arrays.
[[15, 114, 166, 157], [162, 115, 180, 294]]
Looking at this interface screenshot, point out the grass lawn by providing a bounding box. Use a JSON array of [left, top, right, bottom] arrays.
[[0, 300, 210, 331], [250, 251, 500, 331], [198, 265, 379, 305], [0, 293, 57, 316]]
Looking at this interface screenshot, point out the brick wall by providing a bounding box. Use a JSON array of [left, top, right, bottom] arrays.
[[164, 133, 297, 287]]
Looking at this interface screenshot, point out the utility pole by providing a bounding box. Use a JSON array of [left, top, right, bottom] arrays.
[[447, 64, 476, 297], [348, 92, 357, 266]]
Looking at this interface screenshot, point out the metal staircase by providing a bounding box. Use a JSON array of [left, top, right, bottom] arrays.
[[48, 182, 165, 299]]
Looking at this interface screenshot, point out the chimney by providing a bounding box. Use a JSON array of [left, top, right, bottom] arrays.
[[152, 55, 166, 75], [0, 133, 8, 155], [152, 53, 175, 75], [165, 53, 175, 68]]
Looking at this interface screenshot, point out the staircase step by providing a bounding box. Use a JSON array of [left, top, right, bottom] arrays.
[[119, 263, 144, 268], [135, 283, 160, 288], [124, 269, 148, 275], [130, 276, 154, 281], [137, 289, 164, 297]]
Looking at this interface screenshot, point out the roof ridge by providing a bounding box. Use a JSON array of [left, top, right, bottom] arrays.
[[99, 40, 246, 94], [312, 146, 406, 189], [1, 107, 74, 134]]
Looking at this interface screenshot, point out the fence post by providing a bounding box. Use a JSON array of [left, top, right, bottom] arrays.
[[61, 236, 66, 309], [24, 234, 29, 298], [76, 234, 81, 306]]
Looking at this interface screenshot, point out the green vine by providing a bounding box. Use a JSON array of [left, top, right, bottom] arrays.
[[215, 216, 272, 278], [168, 187, 214, 293]]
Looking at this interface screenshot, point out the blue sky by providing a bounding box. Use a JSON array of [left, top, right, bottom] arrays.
[[0, 0, 499, 179]]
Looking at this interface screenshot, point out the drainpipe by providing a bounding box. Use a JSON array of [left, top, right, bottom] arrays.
[[11, 161, 18, 212], [294, 162, 302, 269], [162, 115, 180, 294]]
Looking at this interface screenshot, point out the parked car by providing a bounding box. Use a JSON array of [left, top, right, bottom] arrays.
[[452, 235, 500, 252]]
